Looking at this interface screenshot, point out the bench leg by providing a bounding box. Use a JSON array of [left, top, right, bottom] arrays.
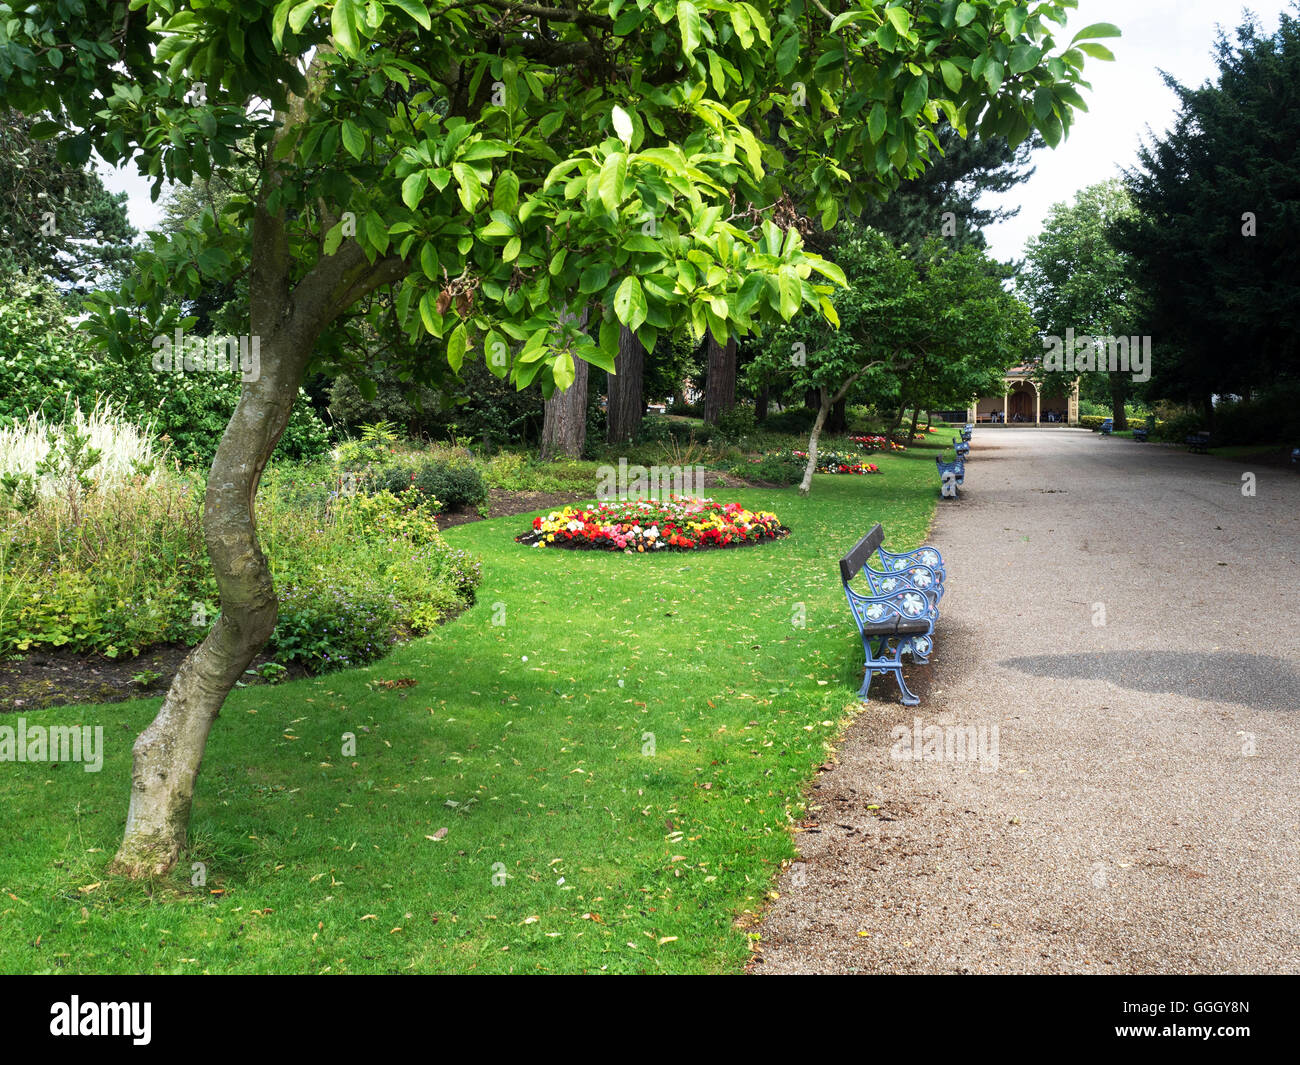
[[859, 637, 922, 706]]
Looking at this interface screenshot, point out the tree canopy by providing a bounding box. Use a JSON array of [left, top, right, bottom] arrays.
[[0, 0, 1113, 877]]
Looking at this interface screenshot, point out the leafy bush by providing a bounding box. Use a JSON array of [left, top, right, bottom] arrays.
[[1, 418, 482, 668], [759, 408, 816, 434], [1210, 387, 1300, 445], [715, 406, 757, 440], [268, 579, 403, 672], [362, 457, 487, 511], [730, 454, 803, 486], [0, 275, 97, 424]]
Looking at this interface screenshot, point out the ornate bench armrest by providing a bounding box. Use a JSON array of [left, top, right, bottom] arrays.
[[843, 584, 939, 628], [860, 562, 943, 604], [878, 545, 945, 576]]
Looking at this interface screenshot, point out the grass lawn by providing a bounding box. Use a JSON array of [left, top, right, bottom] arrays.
[[0, 449, 937, 974]]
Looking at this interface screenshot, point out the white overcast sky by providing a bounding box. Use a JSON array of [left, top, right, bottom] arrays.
[[98, 1, 1295, 258], [982, 0, 1294, 262]]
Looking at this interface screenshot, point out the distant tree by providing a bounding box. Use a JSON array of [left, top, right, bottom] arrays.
[[0, 110, 136, 288], [1115, 9, 1300, 418], [858, 123, 1041, 253], [1019, 180, 1140, 429]]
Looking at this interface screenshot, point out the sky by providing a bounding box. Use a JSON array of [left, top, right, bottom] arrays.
[[97, 1, 1297, 260], [981, 0, 1294, 262]]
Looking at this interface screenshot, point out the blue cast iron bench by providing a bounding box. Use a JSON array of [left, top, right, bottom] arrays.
[[936, 456, 965, 499], [1132, 427, 1149, 442], [839, 524, 945, 706], [953, 435, 971, 459], [1186, 431, 1212, 453], [1099, 418, 1113, 435]]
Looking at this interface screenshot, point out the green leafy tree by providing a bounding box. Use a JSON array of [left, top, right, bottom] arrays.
[[1019, 179, 1139, 428], [748, 226, 1036, 491], [2, 0, 1108, 876], [1114, 9, 1300, 418], [0, 110, 137, 287]]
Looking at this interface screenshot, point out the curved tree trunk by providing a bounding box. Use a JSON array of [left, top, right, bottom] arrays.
[[606, 325, 645, 444], [109, 90, 409, 875], [701, 329, 736, 425], [110, 330, 312, 877], [799, 387, 832, 496]]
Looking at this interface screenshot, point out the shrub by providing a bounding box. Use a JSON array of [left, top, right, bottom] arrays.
[[760, 408, 816, 434], [715, 406, 757, 440], [362, 457, 487, 511], [0, 422, 482, 669], [730, 454, 803, 486]]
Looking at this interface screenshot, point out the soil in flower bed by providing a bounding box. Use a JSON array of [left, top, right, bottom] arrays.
[[0, 644, 313, 713], [436, 488, 594, 529]]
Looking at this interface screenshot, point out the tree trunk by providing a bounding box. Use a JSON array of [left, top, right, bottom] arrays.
[[888, 402, 907, 442], [799, 388, 832, 496], [702, 329, 736, 425], [907, 405, 922, 443], [755, 382, 769, 423], [540, 358, 589, 459], [606, 325, 645, 444], [826, 396, 848, 435], [110, 329, 313, 877], [1110, 376, 1130, 432], [540, 304, 591, 459]]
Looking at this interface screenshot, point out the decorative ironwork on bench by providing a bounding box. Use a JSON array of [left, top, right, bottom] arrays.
[[839, 524, 945, 707]]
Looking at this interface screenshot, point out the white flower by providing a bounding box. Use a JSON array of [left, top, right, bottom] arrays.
[[865, 604, 885, 621], [646, 526, 659, 539], [910, 569, 933, 587]]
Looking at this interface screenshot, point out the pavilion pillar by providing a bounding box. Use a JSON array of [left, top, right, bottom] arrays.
[[1034, 384, 1041, 425]]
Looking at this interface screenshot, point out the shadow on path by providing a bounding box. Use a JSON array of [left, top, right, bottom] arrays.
[[1001, 651, 1300, 712]]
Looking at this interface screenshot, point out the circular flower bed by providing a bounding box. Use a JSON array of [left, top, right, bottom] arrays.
[[791, 449, 882, 475], [516, 498, 788, 552]]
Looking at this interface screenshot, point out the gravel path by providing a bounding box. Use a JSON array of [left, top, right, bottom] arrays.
[[754, 429, 1300, 974]]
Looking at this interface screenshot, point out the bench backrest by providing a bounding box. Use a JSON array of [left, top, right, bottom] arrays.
[[839, 524, 884, 585]]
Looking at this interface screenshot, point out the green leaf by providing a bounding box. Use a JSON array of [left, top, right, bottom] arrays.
[[954, 2, 977, 28], [829, 10, 874, 33], [484, 330, 509, 377], [902, 73, 928, 117], [867, 102, 887, 142], [611, 104, 634, 146], [1009, 44, 1043, 75], [613, 275, 647, 331], [447, 322, 467, 372], [1076, 42, 1115, 62], [452, 161, 484, 211], [552, 350, 576, 391], [939, 59, 962, 92], [885, 6, 911, 35], [984, 59, 1004, 94], [390, 0, 432, 30], [598, 152, 628, 215], [1070, 22, 1122, 45], [402, 171, 428, 209], [288, 1, 318, 34], [677, 1, 701, 57], [331, 0, 359, 57], [341, 119, 365, 160]]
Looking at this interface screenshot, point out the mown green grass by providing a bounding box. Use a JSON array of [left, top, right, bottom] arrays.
[[0, 450, 937, 974]]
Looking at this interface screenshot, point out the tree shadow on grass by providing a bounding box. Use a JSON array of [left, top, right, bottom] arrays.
[[1001, 651, 1300, 711]]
